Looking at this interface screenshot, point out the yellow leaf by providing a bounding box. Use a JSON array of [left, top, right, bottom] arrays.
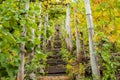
[[76, 13, 82, 19], [93, 12, 101, 18], [95, 47, 99, 50], [107, 35, 116, 43], [117, 26, 120, 34], [0, 33, 3, 37], [70, 22, 73, 27], [50, 0, 55, 3], [114, 8, 120, 16], [103, 11, 108, 17], [105, 24, 114, 34], [71, 28, 75, 33], [66, 0, 70, 3], [0, 24, 2, 27], [66, 64, 72, 70], [13, 30, 20, 37], [43, 1, 47, 5]]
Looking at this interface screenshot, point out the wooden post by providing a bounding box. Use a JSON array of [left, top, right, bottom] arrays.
[[43, 13, 48, 53], [84, 0, 101, 79], [31, 20, 35, 58], [74, 9, 82, 63], [18, 0, 29, 80], [38, 2, 42, 48], [65, 3, 72, 53]]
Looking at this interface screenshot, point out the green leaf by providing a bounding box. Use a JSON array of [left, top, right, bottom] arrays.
[[35, 49, 46, 59], [34, 37, 40, 45]]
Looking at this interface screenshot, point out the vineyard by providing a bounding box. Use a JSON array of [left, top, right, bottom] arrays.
[[0, 0, 120, 80]]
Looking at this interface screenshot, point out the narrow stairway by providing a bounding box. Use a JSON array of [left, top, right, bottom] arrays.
[[37, 26, 70, 80]]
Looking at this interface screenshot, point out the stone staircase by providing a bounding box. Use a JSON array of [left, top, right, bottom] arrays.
[[37, 26, 70, 80]]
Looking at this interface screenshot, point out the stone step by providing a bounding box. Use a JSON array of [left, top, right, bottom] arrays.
[[53, 40, 61, 44], [54, 37, 60, 40], [47, 59, 66, 65], [37, 76, 70, 80], [46, 49, 60, 54], [53, 39, 61, 41], [47, 73, 66, 76], [46, 49, 52, 52], [52, 49, 60, 53], [45, 65, 66, 74], [54, 45, 61, 48], [47, 54, 61, 59]]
